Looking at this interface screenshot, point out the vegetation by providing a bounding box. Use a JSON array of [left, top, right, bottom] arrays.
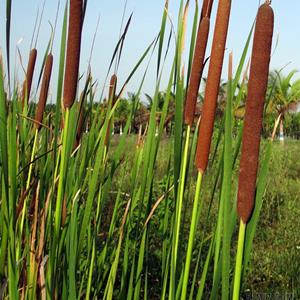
[[0, 0, 299, 299]]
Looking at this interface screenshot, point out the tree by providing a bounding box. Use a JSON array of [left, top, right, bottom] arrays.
[[266, 70, 300, 141]]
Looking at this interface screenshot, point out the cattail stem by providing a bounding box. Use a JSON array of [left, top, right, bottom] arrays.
[[195, 0, 232, 173], [170, 125, 191, 299], [232, 220, 246, 300], [55, 108, 70, 238], [17, 128, 38, 261], [63, 0, 83, 108], [233, 3, 274, 298], [181, 170, 203, 300]]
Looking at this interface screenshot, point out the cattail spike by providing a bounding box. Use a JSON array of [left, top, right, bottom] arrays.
[[184, 16, 210, 126], [35, 54, 53, 130], [195, 0, 232, 173], [22, 48, 37, 106], [201, 0, 214, 19], [237, 3, 274, 223], [105, 74, 118, 146], [63, 0, 83, 108], [109, 74, 118, 105]]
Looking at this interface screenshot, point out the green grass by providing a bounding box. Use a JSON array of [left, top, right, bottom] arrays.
[[109, 136, 300, 298]]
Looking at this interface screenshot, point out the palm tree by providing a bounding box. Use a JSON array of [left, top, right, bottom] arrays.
[[266, 70, 300, 142]]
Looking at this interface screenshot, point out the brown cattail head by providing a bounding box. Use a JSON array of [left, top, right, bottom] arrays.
[[237, 3, 274, 224], [195, 0, 232, 173], [63, 0, 83, 108], [109, 74, 118, 105], [35, 54, 53, 130], [200, 0, 214, 19], [22, 48, 37, 106], [105, 74, 118, 146], [184, 16, 210, 126]]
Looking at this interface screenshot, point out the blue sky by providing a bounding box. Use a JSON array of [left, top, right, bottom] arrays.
[[1, 0, 299, 101]]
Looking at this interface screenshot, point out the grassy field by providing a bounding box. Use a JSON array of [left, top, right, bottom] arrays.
[[109, 136, 300, 297]]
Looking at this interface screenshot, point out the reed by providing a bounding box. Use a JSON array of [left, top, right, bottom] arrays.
[[109, 74, 118, 103], [63, 0, 83, 108], [51, 1, 83, 293], [237, 3, 274, 224], [20, 52, 52, 231], [184, 16, 210, 126], [233, 3, 274, 298], [105, 73, 118, 146], [181, 15, 210, 295], [35, 53, 53, 130], [18, 53, 53, 246], [200, 0, 214, 19], [195, 0, 232, 173], [22, 48, 37, 106]]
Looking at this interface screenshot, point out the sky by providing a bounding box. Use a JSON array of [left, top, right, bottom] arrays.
[[0, 0, 300, 102]]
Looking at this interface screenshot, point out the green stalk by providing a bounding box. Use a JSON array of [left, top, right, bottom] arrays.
[[170, 125, 190, 299], [232, 220, 246, 300], [222, 59, 233, 299], [85, 239, 95, 300], [54, 108, 70, 238], [19, 128, 38, 239], [49, 108, 71, 295], [181, 170, 203, 300]]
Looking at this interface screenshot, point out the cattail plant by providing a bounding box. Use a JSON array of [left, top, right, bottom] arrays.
[[233, 2, 274, 299], [22, 48, 37, 107], [108, 74, 117, 106], [181, 14, 211, 300], [195, 0, 232, 174], [63, 0, 83, 109], [52, 1, 83, 289], [184, 16, 210, 126], [181, 1, 232, 298], [35, 54, 53, 130], [19, 53, 53, 249], [105, 73, 117, 146], [200, 0, 214, 20], [184, 0, 214, 126]]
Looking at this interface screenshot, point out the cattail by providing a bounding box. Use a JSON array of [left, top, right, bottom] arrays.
[[105, 74, 118, 146], [195, 0, 232, 173], [184, 16, 210, 126], [200, 0, 214, 20], [109, 74, 117, 105], [22, 48, 37, 106], [63, 0, 83, 108], [237, 2, 274, 224], [35, 54, 53, 130]]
